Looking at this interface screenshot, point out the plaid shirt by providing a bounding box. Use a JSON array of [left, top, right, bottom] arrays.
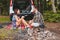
[[33, 11, 44, 25]]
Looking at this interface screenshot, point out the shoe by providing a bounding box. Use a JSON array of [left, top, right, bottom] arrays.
[[39, 24, 45, 28]]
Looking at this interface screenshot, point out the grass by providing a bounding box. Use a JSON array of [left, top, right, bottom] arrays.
[[0, 16, 15, 39], [0, 16, 10, 23]]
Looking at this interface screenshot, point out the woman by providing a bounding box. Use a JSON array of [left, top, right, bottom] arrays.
[[12, 7, 30, 29]]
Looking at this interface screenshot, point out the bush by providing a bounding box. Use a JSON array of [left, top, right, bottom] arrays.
[[43, 11, 60, 22]]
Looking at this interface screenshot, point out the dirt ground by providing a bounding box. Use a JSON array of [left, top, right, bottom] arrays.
[[45, 22, 60, 34], [0, 16, 60, 40], [0, 22, 60, 40]]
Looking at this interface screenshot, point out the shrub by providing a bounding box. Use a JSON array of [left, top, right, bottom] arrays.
[[43, 11, 60, 22]]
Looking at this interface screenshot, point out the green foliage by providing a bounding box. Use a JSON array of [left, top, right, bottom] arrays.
[[0, 0, 9, 15], [43, 11, 60, 22], [47, 1, 52, 6]]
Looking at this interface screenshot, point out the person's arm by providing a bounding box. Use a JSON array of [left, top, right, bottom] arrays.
[[14, 15, 20, 21]]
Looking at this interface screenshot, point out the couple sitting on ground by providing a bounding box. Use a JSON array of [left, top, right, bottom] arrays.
[[12, 7, 35, 29]]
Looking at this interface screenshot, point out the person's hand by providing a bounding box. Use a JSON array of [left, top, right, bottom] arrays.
[[21, 16, 25, 19], [18, 17, 20, 20]]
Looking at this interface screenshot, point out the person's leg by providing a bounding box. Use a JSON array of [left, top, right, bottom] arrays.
[[16, 19, 21, 27], [21, 18, 29, 27], [28, 20, 33, 28], [28, 20, 33, 25], [20, 16, 29, 27]]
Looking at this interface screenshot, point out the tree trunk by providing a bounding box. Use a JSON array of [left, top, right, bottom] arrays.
[[0, 8, 2, 15], [57, 0, 59, 4], [51, 0, 57, 13]]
